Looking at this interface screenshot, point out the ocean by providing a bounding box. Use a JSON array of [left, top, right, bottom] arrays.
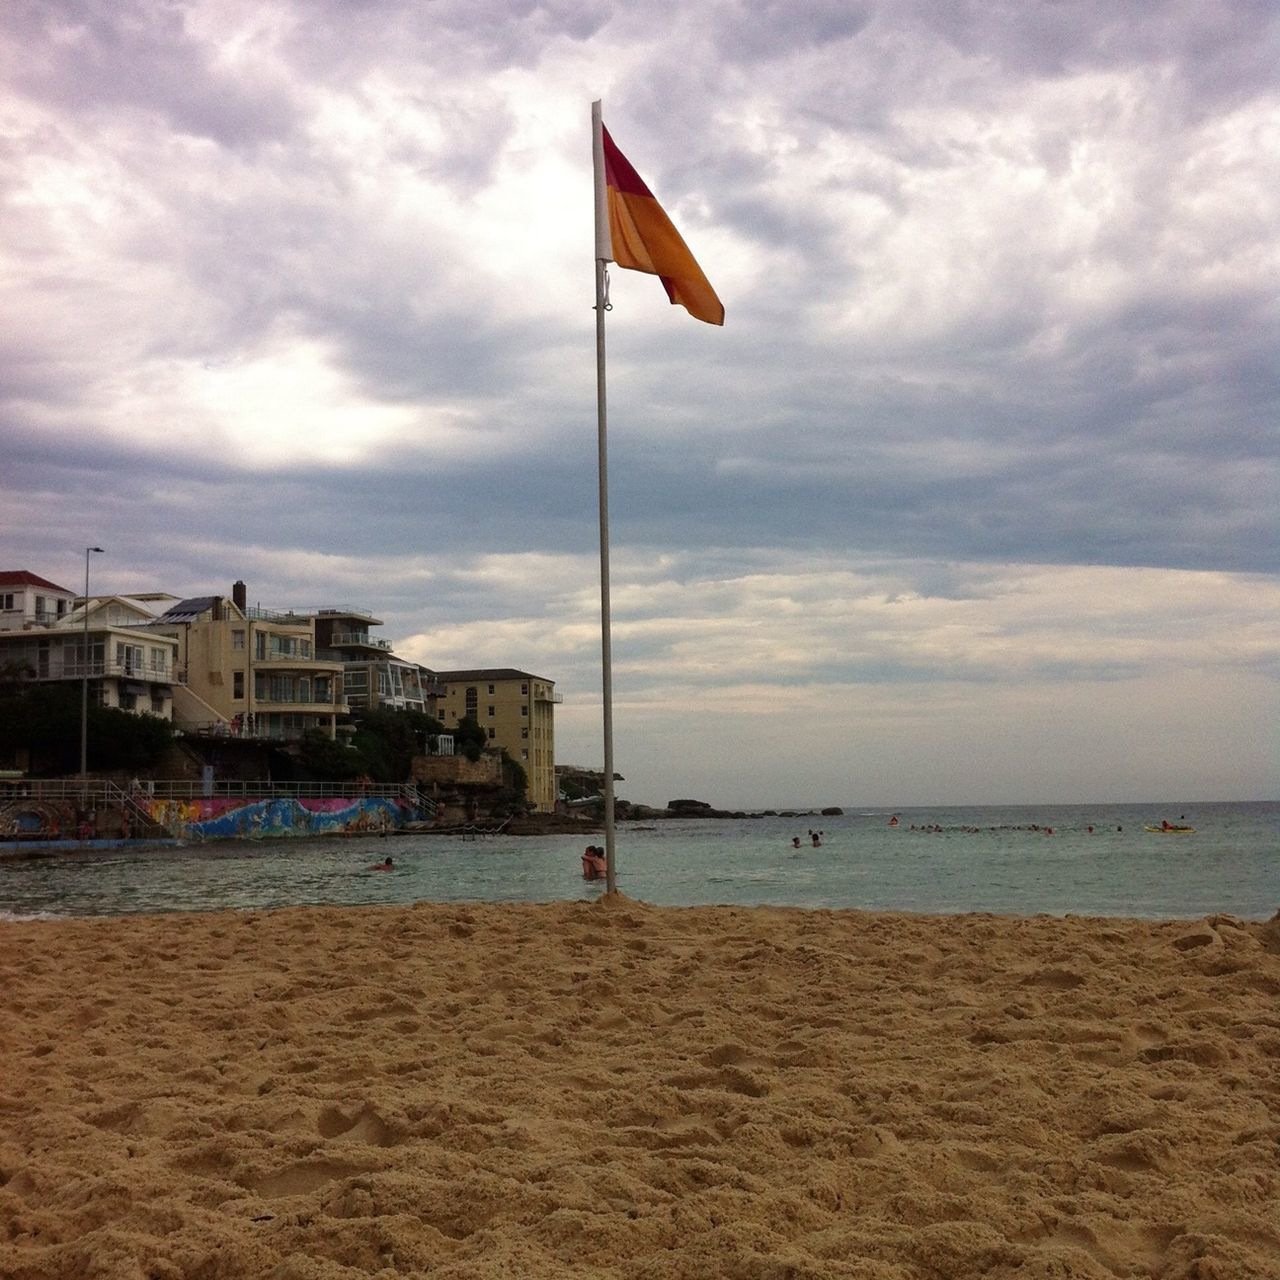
[[1, 801, 1275, 922]]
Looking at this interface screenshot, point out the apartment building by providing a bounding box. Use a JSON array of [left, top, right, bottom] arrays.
[[148, 582, 345, 740], [312, 609, 441, 716], [0, 572, 178, 718], [434, 668, 559, 811]]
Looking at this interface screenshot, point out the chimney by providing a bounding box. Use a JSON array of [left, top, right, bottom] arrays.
[[232, 580, 247, 612]]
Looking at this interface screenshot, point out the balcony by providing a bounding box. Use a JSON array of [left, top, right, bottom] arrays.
[[535, 690, 564, 704], [30, 659, 174, 683], [329, 632, 392, 650], [253, 656, 343, 672], [252, 692, 347, 708]]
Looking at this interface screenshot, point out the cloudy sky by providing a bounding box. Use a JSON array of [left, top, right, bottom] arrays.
[[2, 0, 1276, 806]]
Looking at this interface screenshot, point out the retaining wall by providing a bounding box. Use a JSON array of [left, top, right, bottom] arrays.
[[141, 794, 427, 841]]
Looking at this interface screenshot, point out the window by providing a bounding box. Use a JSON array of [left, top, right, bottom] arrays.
[[0, 593, 13, 610], [521, 728, 528, 740], [120, 691, 138, 711], [521, 705, 528, 717], [487, 727, 496, 740], [150, 695, 165, 715], [465, 686, 477, 717], [487, 705, 495, 718], [255, 632, 267, 659], [116, 643, 143, 675], [232, 630, 245, 650], [487, 683, 495, 694], [34, 595, 46, 615], [233, 671, 244, 699], [521, 749, 528, 760], [521, 682, 528, 695], [301, 639, 311, 657]]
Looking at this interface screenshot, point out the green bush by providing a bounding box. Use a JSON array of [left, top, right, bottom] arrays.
[[0, 682, 173, 774]]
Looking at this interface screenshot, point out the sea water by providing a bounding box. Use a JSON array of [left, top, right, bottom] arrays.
[[2, 801, 1275, 922]]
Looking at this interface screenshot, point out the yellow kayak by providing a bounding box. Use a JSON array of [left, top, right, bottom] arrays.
[[1144, 824, 1195, 834]]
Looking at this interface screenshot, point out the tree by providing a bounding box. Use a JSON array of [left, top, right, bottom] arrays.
[[500, 751, 528, 804], [0, 682, 173, 775], [297, 729, 362, 781], [452, 715, 487, 763], [350, 708, 445, 781]]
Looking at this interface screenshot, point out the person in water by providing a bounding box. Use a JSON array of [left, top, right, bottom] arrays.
[[369, 856, 394, 871], [791, 836, 802, 849]]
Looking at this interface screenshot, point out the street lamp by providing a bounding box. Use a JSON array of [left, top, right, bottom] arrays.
[[80, 546, 105, 779]]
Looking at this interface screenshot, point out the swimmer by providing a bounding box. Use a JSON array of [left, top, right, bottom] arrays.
[[369, 856, 394, 871]]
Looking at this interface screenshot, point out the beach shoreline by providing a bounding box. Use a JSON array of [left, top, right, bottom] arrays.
[[3, 898, 1279, 1278]]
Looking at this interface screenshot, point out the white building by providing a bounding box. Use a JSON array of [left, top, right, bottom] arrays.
[[0, 572, 179, 719]]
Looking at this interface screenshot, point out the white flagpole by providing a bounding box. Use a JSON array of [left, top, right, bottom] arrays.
[[591, 99, 618, 894]]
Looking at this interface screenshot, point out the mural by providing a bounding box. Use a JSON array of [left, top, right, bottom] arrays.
[[141, 795, 425, 841]]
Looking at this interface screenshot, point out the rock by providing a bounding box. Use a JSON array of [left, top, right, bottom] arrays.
[[821, 806, 844, 816]]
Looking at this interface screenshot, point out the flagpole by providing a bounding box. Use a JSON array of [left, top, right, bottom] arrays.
[[591, 100, 618, 894]]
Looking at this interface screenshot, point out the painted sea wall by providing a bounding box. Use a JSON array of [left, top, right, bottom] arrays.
[[141, 795, 426, 841]]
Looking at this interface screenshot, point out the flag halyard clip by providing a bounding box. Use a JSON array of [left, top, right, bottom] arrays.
[[597, 264, 612, 311]]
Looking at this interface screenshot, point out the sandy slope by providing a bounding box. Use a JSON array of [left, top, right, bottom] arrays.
[[2, 899, 1279, 1279]]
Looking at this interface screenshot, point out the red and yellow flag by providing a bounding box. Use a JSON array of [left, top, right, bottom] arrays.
[[601, 125, 724, 326]]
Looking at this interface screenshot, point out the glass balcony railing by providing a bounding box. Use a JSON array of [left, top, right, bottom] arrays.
[[328, 632, 392, 650], [28, 659, 174, 682]]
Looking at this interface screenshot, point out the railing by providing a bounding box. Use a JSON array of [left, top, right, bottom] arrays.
[[251, 694, 346, 707], [328, 632, 392, 650], [243, 606, 310, 623], [25, 659, 174, 682], [399, 782, 438, 817], [535, 691, 564, 704], [181, 716, 346, 739], [3, 779, 429, 802], [247, 606, 382, 623]]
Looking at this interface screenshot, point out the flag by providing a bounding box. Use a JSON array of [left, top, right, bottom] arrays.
[[600, 125, 724, 326]]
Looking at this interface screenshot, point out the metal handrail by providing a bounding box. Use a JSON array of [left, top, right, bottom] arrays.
[[3, 779, 427, 801]]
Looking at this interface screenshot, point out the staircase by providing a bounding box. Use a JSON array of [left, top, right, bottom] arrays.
[[399, 782, 438, 818], [104, 782, 180, 838]]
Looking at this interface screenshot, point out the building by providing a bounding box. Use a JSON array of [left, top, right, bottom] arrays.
[[0, 572, 178, 719], [311, 609, 441, 716], [434, 668, 559, 811], [0, 570, 77, 631], [148, 582, 345, 741]]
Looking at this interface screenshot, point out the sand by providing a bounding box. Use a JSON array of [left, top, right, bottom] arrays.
[[2, 900, 1279, 1280]]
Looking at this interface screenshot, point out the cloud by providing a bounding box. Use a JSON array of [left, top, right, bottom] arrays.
[[1, 0, 1276, 803]]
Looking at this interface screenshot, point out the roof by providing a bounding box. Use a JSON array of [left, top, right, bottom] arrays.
[[155, 596, 223, 623], [434, 668, 553, 684], [0, 570, 74, 593]]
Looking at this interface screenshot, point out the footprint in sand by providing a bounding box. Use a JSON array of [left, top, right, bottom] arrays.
[[247, 1159, 365, 1199], [317, 1104, 398, 1147], [1021, 967, 1086, 991]]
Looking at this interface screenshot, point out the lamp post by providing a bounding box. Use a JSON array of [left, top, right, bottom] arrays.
[[80, 546, 105, 779]]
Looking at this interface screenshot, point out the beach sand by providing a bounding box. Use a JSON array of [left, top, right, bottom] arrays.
[[2, 900, 1279, 1279]]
